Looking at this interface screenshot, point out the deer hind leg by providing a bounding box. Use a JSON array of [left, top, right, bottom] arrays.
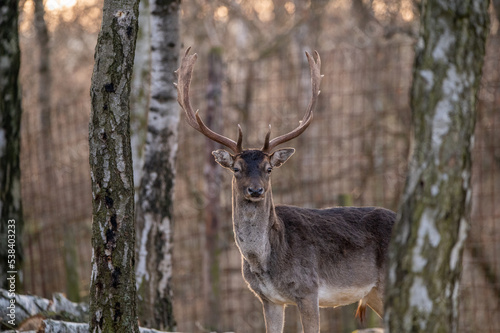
[[356, 287, 384, 322]]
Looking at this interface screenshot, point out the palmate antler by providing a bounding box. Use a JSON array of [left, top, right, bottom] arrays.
[[175, 48, 322, 154]]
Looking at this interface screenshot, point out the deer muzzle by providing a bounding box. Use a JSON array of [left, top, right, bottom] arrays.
[[247, 187, 264, 198]]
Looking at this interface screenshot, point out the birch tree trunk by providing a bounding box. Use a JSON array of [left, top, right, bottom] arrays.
[[134, 0, 180, 330], [130, 0, 151, 191], [384, 1, 489, 332], [0, 0, 23, 290], [88, 0, 140, 330]]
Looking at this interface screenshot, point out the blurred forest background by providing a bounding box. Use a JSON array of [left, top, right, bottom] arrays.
[[17, 0, 500, 332]]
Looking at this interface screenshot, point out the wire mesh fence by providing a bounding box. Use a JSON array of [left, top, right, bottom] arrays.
[[19, 39, 500, 332], [20, 100, 92, 302], [172, 42, 413, 332]]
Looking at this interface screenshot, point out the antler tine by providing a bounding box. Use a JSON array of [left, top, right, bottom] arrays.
[[263, 51, 322, 153], [262, 124, 272, 152], [176, 47, 242, 153], [175, 47, 198, 129]]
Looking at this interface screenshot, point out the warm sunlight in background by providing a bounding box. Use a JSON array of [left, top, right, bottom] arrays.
[[21, 0, 101, 33], [46, 0, 77, 11]]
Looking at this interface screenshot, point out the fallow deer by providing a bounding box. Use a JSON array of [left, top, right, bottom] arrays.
[[175, 48, 395, 333]]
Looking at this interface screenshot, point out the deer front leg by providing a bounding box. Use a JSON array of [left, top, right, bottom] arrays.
[[296, 295, 320, 333], [262, 300, 285, 333]]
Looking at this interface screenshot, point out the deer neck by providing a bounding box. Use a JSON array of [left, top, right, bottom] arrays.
[[232, 181, 279, 275]]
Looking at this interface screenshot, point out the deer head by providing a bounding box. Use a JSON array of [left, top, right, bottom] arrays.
[[175, 48, 322, 201]]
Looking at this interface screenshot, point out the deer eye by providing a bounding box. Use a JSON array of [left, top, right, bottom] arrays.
[[233, 167, 240, 173], [267, 167, 272, 174]]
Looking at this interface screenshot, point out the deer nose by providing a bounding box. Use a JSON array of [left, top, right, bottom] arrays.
[[247, 187, 264, 197]]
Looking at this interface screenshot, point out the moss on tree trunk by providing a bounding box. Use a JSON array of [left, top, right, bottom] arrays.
[[88, 0, 140, 331], [384, 1, 490, 332]]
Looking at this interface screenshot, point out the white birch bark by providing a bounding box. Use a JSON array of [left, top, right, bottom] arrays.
[[134, 0, 180, 329], [130, 0, 151, 192], [384, 1, 490, 332]]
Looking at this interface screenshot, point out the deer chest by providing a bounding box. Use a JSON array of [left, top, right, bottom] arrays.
[[253, 272, 290, 304], [242, 260, 290, 304]]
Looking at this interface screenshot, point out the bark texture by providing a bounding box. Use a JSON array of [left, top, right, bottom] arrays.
[[130, 0, 151, 189], [384, 1, 489, 332], [88, 0, 140, 331], [0, 0, 23, 290], [134, 0, 180, 330]]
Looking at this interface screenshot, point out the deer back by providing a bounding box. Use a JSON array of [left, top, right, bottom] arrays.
[[268, 206, 395, 290]]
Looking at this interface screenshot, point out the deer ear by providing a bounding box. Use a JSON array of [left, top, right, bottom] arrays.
[[212, 149, 234, 169], [270, 148, 295, 168]]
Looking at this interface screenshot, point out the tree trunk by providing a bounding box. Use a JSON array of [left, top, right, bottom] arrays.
[[134, 0, 180, 330], [88, 0, 140, 331], [0, 0, 23, 291], [33, 0, 54, 209], [34, 0, 52, 136], [384, 1, 489, 332], [64, 225, 81, 302], [130, 0, 151, 191], [493, 0, 500, 21], [202, 47, 223, 330], [34, 0, 63, 299]]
